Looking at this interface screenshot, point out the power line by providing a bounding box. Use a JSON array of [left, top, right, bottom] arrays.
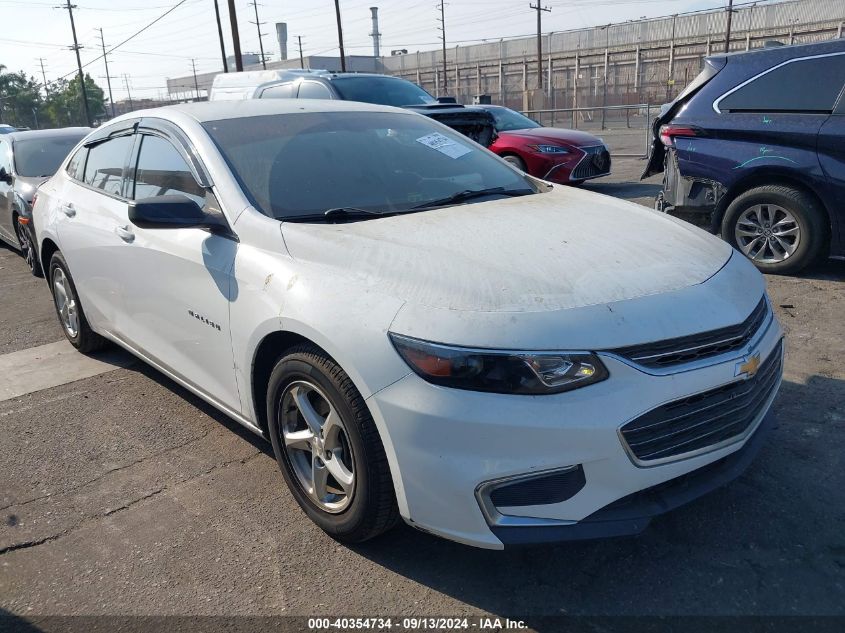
[[334, 0, 347, 72], [97, 28, 116, 118], [247, 0, 268, 70], [530, 3, 551, 89], [57, 0, 92, 126]]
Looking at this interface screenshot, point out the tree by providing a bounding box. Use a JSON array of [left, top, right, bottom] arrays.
[[0, 66, 43, 129], [0, 65, 107, 129]]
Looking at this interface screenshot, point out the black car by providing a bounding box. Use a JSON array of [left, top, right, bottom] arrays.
[[212, 71, 497, 148], [643, 39, 845, 274], [0, 127, 90, 275]]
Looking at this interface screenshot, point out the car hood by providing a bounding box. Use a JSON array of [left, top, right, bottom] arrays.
[[12, 175, 47, 205], [500, 127, 604, 147], [281, 186, 732, 315]]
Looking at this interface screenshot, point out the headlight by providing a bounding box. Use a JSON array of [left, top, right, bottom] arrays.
[[389, 333, 608, 395], [528, 144, 570, 154]]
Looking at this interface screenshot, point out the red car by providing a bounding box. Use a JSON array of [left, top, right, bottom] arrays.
[[477, 105, 611, 185]]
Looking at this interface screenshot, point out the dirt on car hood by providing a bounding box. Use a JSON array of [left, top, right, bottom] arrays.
[[281, 185, 732, 314]]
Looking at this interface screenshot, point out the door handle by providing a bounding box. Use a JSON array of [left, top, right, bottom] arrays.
[[115, 225, 135, 243], [60, 203, 76, 218]]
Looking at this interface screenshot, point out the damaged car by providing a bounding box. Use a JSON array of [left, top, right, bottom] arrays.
[[643, 39, 845, 274], [34, 100, 782, 548]]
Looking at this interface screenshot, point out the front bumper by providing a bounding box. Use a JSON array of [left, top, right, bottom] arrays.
[[367, 309, 783, 549]]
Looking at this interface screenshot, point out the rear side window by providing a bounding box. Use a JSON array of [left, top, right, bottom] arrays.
[[83, 135, 133, 196], [66, 147, 87, 181], [130, 134, 205, 206], [260, 83, 295, 99], [297, 81, 332, 100], [720, 54, 845, 113]]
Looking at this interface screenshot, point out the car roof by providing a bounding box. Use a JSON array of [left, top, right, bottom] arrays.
[[709, 37, 845, 65], [113, 98, 414, 124], [6, 127, 91, 143]]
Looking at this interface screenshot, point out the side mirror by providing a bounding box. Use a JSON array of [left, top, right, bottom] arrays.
[[0, 167, 11, 184], [129, 195, 230, 235]]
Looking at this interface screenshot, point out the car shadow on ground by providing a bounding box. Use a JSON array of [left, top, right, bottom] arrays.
[[345, 374, 845, 623]]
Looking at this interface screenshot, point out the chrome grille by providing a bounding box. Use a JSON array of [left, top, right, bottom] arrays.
[[571, 145, 611, 180], [611, 297, 769, 369], [620, 341, 782, 463]]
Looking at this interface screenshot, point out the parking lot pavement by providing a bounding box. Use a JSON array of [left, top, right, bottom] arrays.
[[1, 163, 843, 621]]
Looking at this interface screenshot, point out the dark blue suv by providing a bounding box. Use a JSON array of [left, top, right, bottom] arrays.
[[643, 39, 845, 274]]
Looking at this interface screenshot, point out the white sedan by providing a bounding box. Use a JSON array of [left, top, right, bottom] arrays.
[[33, 100, 783, 549]]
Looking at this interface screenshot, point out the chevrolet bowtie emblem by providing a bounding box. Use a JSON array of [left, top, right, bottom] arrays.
[[735, 352, 761, 379]]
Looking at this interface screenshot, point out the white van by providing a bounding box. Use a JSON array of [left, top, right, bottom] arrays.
[[209, 69, 328, 101]]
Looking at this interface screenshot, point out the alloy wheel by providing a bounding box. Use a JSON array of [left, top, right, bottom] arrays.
[[734, 203, 800, 264], [52, 267, 79, 338], [278, 380, 355, 513], [15, 222, 35, 272]]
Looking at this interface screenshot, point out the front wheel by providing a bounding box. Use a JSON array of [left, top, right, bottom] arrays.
[[502, 154, 527, 172], [15, 219, 42, 277], [266, 345, 399, 543], [722, 185, 827, 275]]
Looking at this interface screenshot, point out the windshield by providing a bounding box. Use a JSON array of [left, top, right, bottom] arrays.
[[488, 107, 541, 132], [202, 111, 535, 221], [331, 77, 437, 107], [14, 135, 85, 177]]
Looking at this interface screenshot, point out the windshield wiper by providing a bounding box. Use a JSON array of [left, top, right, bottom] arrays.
[[411, 187, 534, 210], [282, 207, 395, 223]]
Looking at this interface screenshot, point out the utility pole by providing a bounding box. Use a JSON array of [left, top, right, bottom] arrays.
[[212, 0, 228, 72], [724, 0, 735, 52], [57, 0, 91, 126], [37, 58, 50, 97], [334, 0, 347, 72], [248, 0, 267, 69], [436, 2, 447, 95], [530, 3, 551, 89], [226, 0, 244, 71], [97, 28, 116, 118], [297, 35, 305, 68], [190, 59, 200, 100], [122, 74, 134, 112]]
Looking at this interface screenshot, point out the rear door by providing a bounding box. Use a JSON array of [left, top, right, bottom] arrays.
[[117, 124, 240, 411], [54, 130, 136, 334]]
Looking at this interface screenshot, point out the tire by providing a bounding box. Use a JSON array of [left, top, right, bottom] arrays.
[[48, 251, 108, 353], [266, 344, 399, 543], [721, 185, 828, 275], [502, 154, 527, 172], [14, 219, 42, 277]]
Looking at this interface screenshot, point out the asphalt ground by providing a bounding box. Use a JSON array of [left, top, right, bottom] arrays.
[[0, 159, 843, 627]]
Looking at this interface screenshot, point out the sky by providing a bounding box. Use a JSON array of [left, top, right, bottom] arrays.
[[1, 0, 728, 102]]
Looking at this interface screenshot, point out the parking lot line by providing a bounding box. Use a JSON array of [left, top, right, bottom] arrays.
[[0, 340, 133, 402]]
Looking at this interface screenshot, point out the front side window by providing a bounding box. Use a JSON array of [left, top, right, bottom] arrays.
[[14, 135, 86, 178], [331, 76, 437, 107], [130, 134, 205, 207], [297, 81, 332, 100], [83, 135, 134, 196], [0, 140, 10, 174], [202, 111, 535, 220], [719, 54, 845, 113]]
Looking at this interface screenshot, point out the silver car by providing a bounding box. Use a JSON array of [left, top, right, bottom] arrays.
[[0, 127, 90, 275]]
